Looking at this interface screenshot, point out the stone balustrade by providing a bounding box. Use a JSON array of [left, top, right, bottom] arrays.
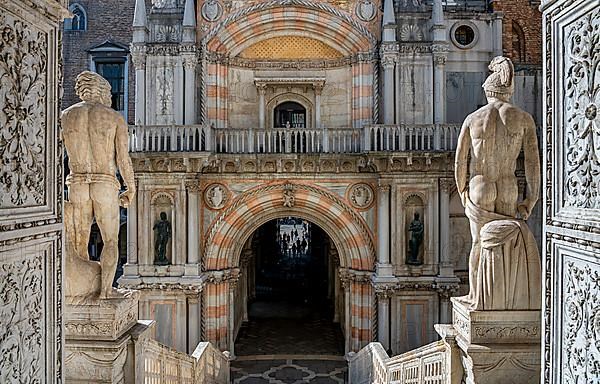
[[139, 339, 230, 384], [348, 340, 451, 384], [128, 124, 461, 154]]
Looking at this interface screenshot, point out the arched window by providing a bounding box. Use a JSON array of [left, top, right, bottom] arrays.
[[511, 21, 526, 63], [65, 4, 86, 31]]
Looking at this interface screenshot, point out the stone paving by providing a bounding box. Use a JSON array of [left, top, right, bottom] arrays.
[[235, 301, 345, 356], [231, 356, 347, 384]]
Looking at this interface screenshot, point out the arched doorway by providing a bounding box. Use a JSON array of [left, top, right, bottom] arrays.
[[202, 182, 376, 355], [274, 101, 306, 128], [234, 217, 345, 356]]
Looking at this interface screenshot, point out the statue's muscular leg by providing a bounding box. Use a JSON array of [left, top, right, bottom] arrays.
[[68, 183, 93, 260], [90, 183, 120, 299]]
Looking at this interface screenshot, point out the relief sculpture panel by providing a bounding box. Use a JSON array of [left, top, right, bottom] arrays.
[[563, 9, 600, 211], [0, 13, 48, 209]]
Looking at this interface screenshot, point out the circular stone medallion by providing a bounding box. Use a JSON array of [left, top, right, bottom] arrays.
[[348, 183, 375, 209], [204, 183, 228, 210], [202, 0, 223, 22], [356, 0, 376, 22]]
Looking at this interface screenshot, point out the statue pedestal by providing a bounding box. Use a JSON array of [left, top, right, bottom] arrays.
[[65, 291, 143, 383], [446, 298, 541, 384]]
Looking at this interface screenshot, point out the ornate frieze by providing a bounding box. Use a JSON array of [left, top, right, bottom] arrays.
[[205, 268, 240, 284]]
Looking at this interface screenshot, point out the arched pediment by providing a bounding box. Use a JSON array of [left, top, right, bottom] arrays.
[[202, 1, 377, 56]]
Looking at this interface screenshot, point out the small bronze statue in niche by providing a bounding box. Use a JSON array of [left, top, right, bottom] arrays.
[[154, 211, 171, 265], [407, 212, 424, 265]]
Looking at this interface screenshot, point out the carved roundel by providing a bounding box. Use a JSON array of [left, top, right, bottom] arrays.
[[202, 0, 223, 22], [347, 183, 375, 209], [355, 0, 376, 22], [204, 183, 229, 210]]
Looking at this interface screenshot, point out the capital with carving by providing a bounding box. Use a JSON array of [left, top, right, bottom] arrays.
[[130, 45, 147, 70], [381, 55, 396, 70], [439, 178, 456, 194], [433, 54, 447, 66], [256, 83, 267, 95], [185, 180, 201, 193], [182, 54, 198, 71], [378, 183, 391, 194]]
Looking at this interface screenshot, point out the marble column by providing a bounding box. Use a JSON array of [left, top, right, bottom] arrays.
[[174, 58, 184, 125], [175, 185, 186, 265], [377, 183, 393, 277], [183, 53, 196, 125], [439, 290, 452, 324], [439, 178, 454, 277], [185, 182, 200, 275], [257, 83, 266, 129], [376, 290, 392, 350], [131, 45, 146, 126], [127, 181, 138, 265], [188, 297, 200, 354], [382, 56, 395, 125], [314, 83, 323, 129], [433, 55, 446, 125]]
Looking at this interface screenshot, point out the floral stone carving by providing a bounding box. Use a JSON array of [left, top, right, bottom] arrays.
[[0, 14, 47, 208], [564, 10, 600, 209], [0, 253, 44, 382]]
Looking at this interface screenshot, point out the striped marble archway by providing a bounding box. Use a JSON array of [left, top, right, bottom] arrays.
[[202, 181, 376, 353]]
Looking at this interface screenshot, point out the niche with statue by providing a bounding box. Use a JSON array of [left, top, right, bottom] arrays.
[[151, 192, 174, 265], [405, 194, 425, 265]]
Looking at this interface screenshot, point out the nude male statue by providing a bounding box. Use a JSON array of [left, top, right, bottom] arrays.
[[454, 57, 540, 309], [61, 71, 136, 300]]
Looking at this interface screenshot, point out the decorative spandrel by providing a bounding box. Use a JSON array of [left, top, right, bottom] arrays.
[[0, 13, 48, 208], [564, 9, 600, 210]]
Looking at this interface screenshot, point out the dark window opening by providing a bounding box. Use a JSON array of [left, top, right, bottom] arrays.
[[96, 60, 126, 112]]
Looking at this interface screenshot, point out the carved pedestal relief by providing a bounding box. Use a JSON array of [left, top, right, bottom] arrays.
[[151, 192, 175, 264]]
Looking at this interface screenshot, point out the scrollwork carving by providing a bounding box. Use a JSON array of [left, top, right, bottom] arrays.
[[0, 253, 44, 382], [0, 14, 47, 208], [564, 10, 600, 209]]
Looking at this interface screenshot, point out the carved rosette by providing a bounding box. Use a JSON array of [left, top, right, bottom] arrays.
[[564, 10, 600, 210], [347, 183, 375, 210], [204, 183, 229, 210], [0, 14, 48, 208]]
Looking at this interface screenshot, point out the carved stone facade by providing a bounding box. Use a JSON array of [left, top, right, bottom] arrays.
[[542, 1, 600, 383], [0, 1, 68, 382]]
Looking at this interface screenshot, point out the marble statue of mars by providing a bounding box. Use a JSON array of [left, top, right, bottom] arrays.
[[455, 56, 541, 310], [62, 71, 136, 300]]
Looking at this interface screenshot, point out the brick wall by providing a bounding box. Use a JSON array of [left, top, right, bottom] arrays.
[[491, 0, 542, 65], [62, 0, 136, 124]]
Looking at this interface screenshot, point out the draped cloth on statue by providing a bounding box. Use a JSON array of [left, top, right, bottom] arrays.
[[465, 197, 541, 311]]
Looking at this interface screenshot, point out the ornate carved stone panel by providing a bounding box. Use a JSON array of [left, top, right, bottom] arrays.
[[0, 1, 66, 382], [560, 252, 600, 383], [543, 2, 600, 383]]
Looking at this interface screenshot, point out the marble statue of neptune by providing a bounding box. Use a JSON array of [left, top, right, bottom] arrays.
[[61, 71, 136, 301], [455, 56, 541, 311]]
